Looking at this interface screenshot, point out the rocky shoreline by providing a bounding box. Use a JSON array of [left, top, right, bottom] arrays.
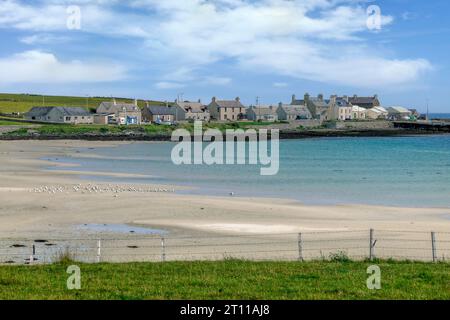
[[0, 128, 448, 141]]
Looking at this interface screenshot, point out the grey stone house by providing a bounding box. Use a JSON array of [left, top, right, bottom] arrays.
[[304, 93, 331, 120], [24, 106, 93, 124], [277, 104, 312, 121], [207, 97, 246, 121], [96, 99, 142, 125], [348, 95, 380, 109], [142, 105, 177, 124], [174, 100, 210, 121], [247, 105, 278, 122]]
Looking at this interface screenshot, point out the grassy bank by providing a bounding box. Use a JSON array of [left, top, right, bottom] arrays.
[[0, 121, 284, 138], [0, 93, 165, 114], [0, 260, 448, 300]]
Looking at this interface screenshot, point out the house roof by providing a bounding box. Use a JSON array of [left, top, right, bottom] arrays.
[[291, 99, 305, 106], [214, 100, 245, 108], [279, 105, 311, 116], [348, 96, 378, 105], [146, 106, 176, 115], [26, 106, 92, 117], [176, 101, 208, 113], [388, 106, 411, 114], [249, 105, 277, 116], [309, 98, 330, 108], [370, 106, 388, 114], [352, 105, 367, 112], [98, 101, 140, 113], [25, 107, 54, 117], [335, 98, 350, 107]]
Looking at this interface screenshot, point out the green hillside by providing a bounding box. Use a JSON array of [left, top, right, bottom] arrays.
[[0, 93, 166, 114]]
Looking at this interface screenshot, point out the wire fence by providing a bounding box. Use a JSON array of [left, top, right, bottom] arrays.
[[1, 229, 449, 265]]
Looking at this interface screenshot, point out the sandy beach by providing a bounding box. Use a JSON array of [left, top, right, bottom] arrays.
[[1, 140, 449, 263]]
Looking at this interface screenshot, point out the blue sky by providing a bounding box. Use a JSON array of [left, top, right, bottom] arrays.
[[0, 0, 449, 112]]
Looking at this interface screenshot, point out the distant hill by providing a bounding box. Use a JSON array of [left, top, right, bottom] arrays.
[[0, 93, 166, 114]]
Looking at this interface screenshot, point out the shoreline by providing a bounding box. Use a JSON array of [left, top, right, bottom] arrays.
[[1, 128, 450, 142]]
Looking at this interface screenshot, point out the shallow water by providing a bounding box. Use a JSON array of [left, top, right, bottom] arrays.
[[46, 136, 450, 207], [78, 224, 168, 235]]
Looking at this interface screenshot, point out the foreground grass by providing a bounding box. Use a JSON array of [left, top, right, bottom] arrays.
[[0, 260, 449, 300]]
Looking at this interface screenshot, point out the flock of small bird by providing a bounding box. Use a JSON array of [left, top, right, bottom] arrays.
[[30, 184, 175, 195]]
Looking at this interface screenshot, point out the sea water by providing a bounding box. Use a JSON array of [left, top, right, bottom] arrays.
[[45, 136, 450, 207]]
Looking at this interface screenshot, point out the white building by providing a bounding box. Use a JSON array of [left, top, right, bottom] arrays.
[[367, 106, 389, 120], [352, 105, 367, 120]]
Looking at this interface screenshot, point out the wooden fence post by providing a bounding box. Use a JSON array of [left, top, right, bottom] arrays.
[[97, 239, 102, 263], [29, 244, 36, 265], [298, 233, 304, 262], [369, 229, 375, 261], [161, 237, 166, 262], [431, 232, 437, 263]]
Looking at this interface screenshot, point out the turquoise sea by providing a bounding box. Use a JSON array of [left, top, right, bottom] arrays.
[[45, 135, 450, 208]]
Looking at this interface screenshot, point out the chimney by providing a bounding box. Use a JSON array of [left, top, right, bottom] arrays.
[[318, 93, 324, 101], [330, 95, 337, 104], [304, 93, 310, 103], [292, 94, 296, 104]]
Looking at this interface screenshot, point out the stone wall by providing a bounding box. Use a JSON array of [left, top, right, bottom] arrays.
[[332, 121, 393, 130]]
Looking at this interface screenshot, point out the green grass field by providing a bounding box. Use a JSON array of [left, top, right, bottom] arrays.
[[0, 260, 448, 300], [0, 120, 281, 137], [1, 123, 174, 136], [0, 93, 165, 114]]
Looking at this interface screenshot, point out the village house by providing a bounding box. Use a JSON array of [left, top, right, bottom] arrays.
[[387, 106, 413, 121], [329, 96, 352, 121], [348, 95, 380, 109], [303, 93, 332, 120], [247, 105, 278, 122], [367, 106, 389, 120], [352, 106, 367, 120], [96, 99, 142, 125], [207, 97, 246, 121], [24, 106, 93, 124], [277, 103, 312, 121], [142, 105, 177, 124], [174, 100, 211, 122]]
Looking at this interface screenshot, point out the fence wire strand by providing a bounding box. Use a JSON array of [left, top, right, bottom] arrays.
[[0, 229, 449, 265]]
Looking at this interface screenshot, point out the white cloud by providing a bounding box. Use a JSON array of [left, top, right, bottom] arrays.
[[155, 81, 185, 89], [0, 50, 127, 84], [20, 33, 70, 45], [201, 76, 232, 86], [0, 0, 433, 88], [273, 82, 289, 88]]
